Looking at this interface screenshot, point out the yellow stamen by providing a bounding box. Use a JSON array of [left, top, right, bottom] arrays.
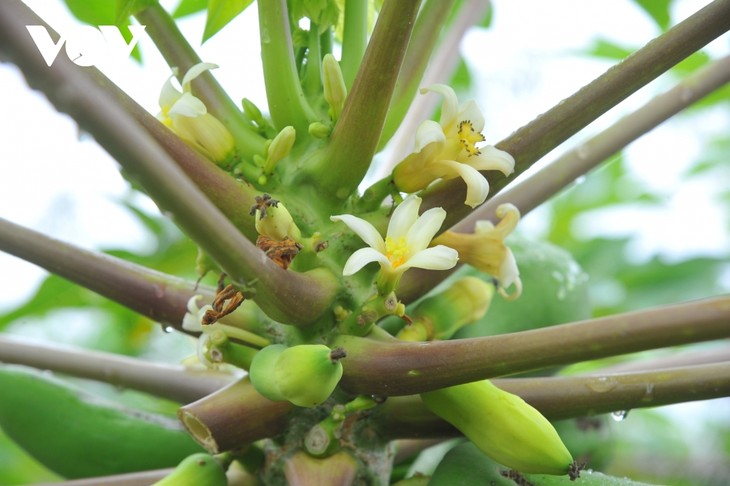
[[458, 120, 486, 157], [385, 236, 410, 268]]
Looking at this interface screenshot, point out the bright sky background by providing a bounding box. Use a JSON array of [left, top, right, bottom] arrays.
[[0, 0, 728, 313]]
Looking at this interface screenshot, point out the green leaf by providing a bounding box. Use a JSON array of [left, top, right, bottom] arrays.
[[632, 0, 673, 31], [63, 0, 117, 25], [173, 0, 208, 18], [202, 0, 254, 42]]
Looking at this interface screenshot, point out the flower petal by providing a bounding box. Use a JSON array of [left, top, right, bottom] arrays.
[[330, 214, 385, 252], [432, 160, 490, 208], [401, 245, 458, 272], [386, 195, 422, 240], [497, 248, 522, 300], [459, 100, 485, 132], [181, 62, 219, 90], [421, 84, 459, 128], [342, 247, 391, 276], [169, 92, 208, 118], [406, 207, 447, 253], [159, 76, 182, 111], [467, 146, 515, 176], [414, 120, 446, 152], [474, 220, 496, 233]]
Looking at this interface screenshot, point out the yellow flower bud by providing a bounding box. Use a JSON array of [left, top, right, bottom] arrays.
[[255, 201, 302, 242]]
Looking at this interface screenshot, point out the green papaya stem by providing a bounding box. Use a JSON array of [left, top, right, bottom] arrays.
[[420, 0, 730, 224], [335, 295, 730, 396], [396, 51, 730, 303], [378, 0, 458, 150], [179, 378, 294, 453], [0, 335, 233, 403], [311, 0, 422, 201], [0, 217, 210, 330], [134, 3, 266, 158], [0, 3, 337, 325], [377, 361, 730, 438], [339, 0, 368, 89], [588, 344, 730, 375], [302, 22, 322, 96], [258, 0, 318, 133]]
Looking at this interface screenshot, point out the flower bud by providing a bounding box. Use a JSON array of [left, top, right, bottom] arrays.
[[309, 121, 331, 139], [322, 54, 347, 121], [249, 344, 345, 408], [398, 277, 495, 341], [264, 126, 296, 174], [255, 201, 302, 242], [421, 380, 573, 475]]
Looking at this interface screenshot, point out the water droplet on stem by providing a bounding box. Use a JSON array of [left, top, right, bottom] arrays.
[[611, 410, 629, 422]]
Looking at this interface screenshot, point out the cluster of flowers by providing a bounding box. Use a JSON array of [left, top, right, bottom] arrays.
[[157, 64, 521, 302]]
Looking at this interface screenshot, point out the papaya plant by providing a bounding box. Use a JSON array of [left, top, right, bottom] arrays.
[[0, 0, 729, 485]]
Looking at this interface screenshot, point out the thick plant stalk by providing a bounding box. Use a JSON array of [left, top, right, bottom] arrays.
[[377, 0, 459, 149], [589, 344, 730, 375], [421, 0, 730, 224], [313, 0, 422, 200], [336, 295, 730, 395], [397, 52, 730, 303], [0, 218, 209, 330], [339, 0, 368, 89], [179, 378, 294, 453], [257, 0, 318, 134], [0, 1, 337, 326], [0, 336, 233, 403], [377, 361, 730, 439]]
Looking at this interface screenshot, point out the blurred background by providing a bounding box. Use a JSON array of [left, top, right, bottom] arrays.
[[0, 0, 728, 484]]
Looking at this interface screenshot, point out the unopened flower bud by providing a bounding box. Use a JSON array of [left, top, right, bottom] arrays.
[[255, 201, 302, 242], [264, 126, 296, 174], [398, 277, 494, 341], [309, 122, 331, 139], [422, 380, 573, 475], [322, 54, 347, 121]]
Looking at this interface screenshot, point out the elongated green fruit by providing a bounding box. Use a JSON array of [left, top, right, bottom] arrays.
[[249, 344, 287, 401], [0, 365, 203, 479], [421, 380, 573, 475], [152, 452, 227, 486], [274, 344, 344, 407]]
